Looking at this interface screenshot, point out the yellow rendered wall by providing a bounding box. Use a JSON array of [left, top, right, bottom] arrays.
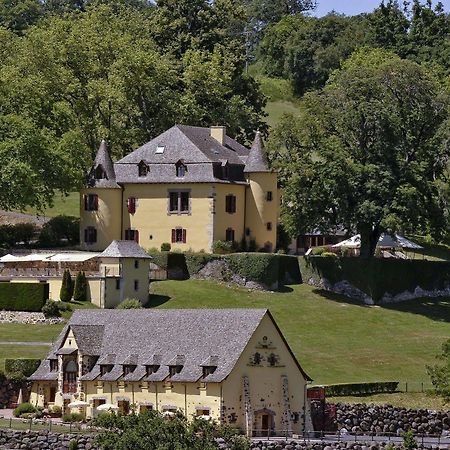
[[222, 313, 308, 434], [122, 184, 214, 252], [244, 173, 278, 251], [213, 184, 246, 243], [80, 188, 122, 251]]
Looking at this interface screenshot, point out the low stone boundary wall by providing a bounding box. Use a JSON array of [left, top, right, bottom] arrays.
[[0, 311, 64, 325], [334, 403, 450, 436]]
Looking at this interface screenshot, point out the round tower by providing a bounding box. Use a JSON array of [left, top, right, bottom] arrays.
[[80, 140, 122, 251], [244, 132, 278, 252]]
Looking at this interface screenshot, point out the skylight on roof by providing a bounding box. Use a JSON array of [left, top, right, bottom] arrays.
[[156, 145, 165, 154]]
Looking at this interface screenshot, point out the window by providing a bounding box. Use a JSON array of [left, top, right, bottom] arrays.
[[225, 195, 236, 213], [266, 191, 273, 201], [196, 408, 210, 416], [115, 279, 121, 290], [140, 404, 153, 413], [125, 229, 139, 243], [146, 365, 160, 376], [176, 161, 187, 177], [245, 227, 250, 237], [202, 366, 217, 378], [225, 228, 235, 242], [50, 360, 58, 372], [134, 280, 139, 291], [171, 228, 186, 244], [127, 197, 137, 214], [169, 365, 183, 377], [156, 145, 165, 154], [84, 227, 97, 244], [123, 365, 136, 376], [134, 260, 139, 269], [94, 165, 106, 179], [84, 194, 98, 211], [100, 365, 113, 376], [138, 161, 149, 177], [169, 191, 190, 214], [266, 222, 272, 231]]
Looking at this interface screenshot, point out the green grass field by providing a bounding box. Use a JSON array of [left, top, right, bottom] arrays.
[[20, 192, 80, 218]]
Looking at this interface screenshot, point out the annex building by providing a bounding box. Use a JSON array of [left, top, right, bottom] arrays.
[[80, 125, 278, 253], [29, 309, 311, 436]]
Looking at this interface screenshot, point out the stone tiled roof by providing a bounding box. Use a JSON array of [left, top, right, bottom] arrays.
[[99, 240, 152, 259], [31, 309, 267, 383], [87, 140, 121, 189], [244, 131, 272, 173]]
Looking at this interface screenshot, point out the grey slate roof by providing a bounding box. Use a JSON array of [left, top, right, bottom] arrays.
[[30, 309, 267, 383], [244, 131, 272, 173], [88, 140, 121, 189], [99, 240, 152, 259]]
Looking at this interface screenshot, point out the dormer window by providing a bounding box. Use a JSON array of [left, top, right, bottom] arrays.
[[100, 364, 113, 376], [123, 365, 136, 376], [138, 161, 149, 177], [156, 145, 165, 154], [50, 360, 58, 372], [176, 161, 187, 178], [202, 366, 217, 378], [169, 365, 183, 377], [146, 365, 160, 376], [94, 165, 107, 180]]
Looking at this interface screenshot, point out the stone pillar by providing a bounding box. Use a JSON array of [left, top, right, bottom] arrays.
[[281, 375, 293, 435], [242, 376, 253, 437], [77, 353, 83, 398], [57, 355, 63, 394]]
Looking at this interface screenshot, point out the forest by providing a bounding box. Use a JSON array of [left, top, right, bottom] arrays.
[[1, 0, 450, 254]]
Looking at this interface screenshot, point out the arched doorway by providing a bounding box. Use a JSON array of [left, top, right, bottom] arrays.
[[254, 408, 276, 436], [63, 360, 77, 393]]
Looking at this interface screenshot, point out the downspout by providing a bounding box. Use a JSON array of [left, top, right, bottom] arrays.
[[220, 383, 223, 425], [120, 186, 124, 240], [184, 384, 187, 417], [155, 382, 158, 411], [110, 383, 113, 403], [132, 383, 135, 407]]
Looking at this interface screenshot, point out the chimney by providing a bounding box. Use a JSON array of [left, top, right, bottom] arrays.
[[210, 126, 226, 145]]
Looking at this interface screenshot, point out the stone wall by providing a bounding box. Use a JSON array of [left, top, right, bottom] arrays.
[[0, 311, 64, 325], [334, 403, 450, 436]]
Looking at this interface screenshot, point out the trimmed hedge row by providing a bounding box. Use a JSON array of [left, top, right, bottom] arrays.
[[299, 256, 450, 302], [5, 359, 41, 378], [149, 251, 302, 287], [323, 382, 399, 397], [0, 283, 49, 311]]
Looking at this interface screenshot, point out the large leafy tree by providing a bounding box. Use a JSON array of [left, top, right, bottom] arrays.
[[268, 49, 450, 257], [427, 338, 450, 404]]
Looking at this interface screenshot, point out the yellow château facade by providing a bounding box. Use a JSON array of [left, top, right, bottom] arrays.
[[29, 309, 311, 436], [80, 125, 278, 253]]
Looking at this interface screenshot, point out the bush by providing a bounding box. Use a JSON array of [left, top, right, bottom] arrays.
[[226, 253, 280, 286], [60, 269, 73, 302], [321, 252, 338, 257], [117, 298, 142, 309], [248, 240, 257, 252], [50, 405, 62, 416], [323, 381, 399, 396], [5, 359, 41, 378], [63, 412, 84, 423], [41, 300, 61, 318], [38, 215, 79, 247], [212, 240, 237, 254], [0, 282, 48, 311], [69, 440, 78, 450], [14, 403, 36, 417], [278, 255, 302, 284], [0, 223, 37, 248], [160, 242, 171, 252], [185, 253, 222, 275], [73, 272, 87, 302]]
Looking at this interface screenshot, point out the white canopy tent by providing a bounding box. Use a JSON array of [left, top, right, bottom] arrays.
[[96, 403, 119, 411], [332, 234, 423, 250]]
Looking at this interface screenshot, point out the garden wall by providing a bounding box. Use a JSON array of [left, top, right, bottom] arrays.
[[299, 257, 450, 304]]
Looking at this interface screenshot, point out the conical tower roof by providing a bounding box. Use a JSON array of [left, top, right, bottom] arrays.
[[88, 140, 120, 188], [243, 131, 272, 173]]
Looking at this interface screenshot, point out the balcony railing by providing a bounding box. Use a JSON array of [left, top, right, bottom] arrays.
[[63, 382, 77, 393]]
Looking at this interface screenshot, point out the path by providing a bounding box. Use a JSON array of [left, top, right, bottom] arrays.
[[0, 341, 51, 346]]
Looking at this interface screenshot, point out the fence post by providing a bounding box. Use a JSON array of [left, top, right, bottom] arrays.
[[421, 382, 424, 393], [405, 382, 408, 393], [9, 418, 11, 428], [29, 418, 32, 430]]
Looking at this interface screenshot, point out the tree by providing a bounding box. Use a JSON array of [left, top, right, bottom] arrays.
[[268, 49, 450, 258], [427, 338, 450, 404], [117, 298, 142, 309], [38, 216, 80, 247], [73, 271, 87, 303], [0, 0, 43, 34], [60, 269, 73, 302]]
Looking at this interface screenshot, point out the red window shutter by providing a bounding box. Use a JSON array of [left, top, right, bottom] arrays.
[[182, 229, 186, 243], [171, 229, 176, 243], [93, 228, 97, 243], [134, 229, 139, 243], [232, 196, 236, 213], [225, 195, 229, 213], [127, 197, 136, 214], [94, 194, 98, 210], [84, 195, 88, 211]]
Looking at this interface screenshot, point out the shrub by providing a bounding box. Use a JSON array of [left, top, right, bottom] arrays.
[[73, 272, 87, 302], [50, 405, 62, 416], [5, 359, 41, 378], [225, 253, 280, 286], [117, 298, 142, 309], [63, 412, 84, 423], [212, 240, 236, 254], [321, 252, 338, 258], [0, 283, 48, 311], [38, 215, 79, 247], [41, 300, 61, 318], [160, 242, 171, 252], [14, 403, 36, 417], [185, 253, 222, 275], [248, 240, 257, 252], [57, 302, 72, 312], [69, 440, 79, 450], [0, 223, 37, 248], [323, 381, 399, 396], [402, 430, 417, 449], [60, 269, 73, 302]]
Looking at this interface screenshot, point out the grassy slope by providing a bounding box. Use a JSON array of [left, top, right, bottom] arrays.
[[20, 192, 80, 219], [148, 280, 450, 386]]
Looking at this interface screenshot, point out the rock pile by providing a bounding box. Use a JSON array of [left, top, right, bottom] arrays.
[[248, 442, 426, 450], [334, 403, 450, 436], [0, 311, 64, 325]]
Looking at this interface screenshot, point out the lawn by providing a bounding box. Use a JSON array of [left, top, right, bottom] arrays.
[[148, 280, 450, 386], [20, 192, 79, 218]]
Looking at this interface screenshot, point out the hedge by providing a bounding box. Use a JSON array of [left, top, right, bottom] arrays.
[[185, 253, 222, 275], [299, 256, 450, 302], [5, 359, 41, 378], [0, 283, 49, 311], [226, 253, 280, 286], [322, 381, 399, 396]]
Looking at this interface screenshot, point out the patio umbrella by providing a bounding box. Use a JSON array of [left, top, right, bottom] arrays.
[[197, 415, 212, 420], [332, 235, 361, 249], [68, 400, 89, 408], [96, 403, 118, 411], [162, 411, 175, 417]]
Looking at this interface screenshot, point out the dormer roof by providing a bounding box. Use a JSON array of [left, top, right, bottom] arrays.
[[244, 131, 272, 173], [88, 140, 120, 188]]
